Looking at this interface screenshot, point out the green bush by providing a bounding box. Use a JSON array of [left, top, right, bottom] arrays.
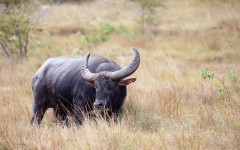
[[200, 69, 240, 102], [79, 22, 116, 48], [0, 0, 34, 62]]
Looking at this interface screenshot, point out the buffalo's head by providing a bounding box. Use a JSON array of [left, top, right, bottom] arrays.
[[81, 48, 140, 111]]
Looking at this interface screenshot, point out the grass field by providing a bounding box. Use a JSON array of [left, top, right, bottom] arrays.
[[0, 0, 240, 149]]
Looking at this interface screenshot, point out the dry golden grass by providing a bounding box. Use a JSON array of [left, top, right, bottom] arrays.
[[1, 0, 240, 149]]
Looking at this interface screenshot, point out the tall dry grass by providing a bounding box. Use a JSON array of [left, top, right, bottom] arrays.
[[0, 0, 240, 149]]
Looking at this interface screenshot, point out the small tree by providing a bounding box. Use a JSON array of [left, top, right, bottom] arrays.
[[0, 0, 35, 62], [137, 0, 162, 34]]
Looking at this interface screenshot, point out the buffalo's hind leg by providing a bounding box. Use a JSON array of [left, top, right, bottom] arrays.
[[31, 100, 47, 125], [31, 78, 50, 125]]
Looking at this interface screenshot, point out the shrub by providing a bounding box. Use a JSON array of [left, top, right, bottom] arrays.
[[200, 69, 240, 102], [0, 0, 35, 62]]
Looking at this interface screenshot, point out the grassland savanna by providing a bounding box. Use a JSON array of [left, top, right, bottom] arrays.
[[0, 0, 240, 149]]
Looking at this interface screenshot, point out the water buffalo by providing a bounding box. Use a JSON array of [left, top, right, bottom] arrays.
[[31, 48, 140, 125]]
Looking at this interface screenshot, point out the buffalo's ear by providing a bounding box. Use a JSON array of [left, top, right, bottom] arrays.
[[118, 78, 136, 86], [85, 81, 94, 88]]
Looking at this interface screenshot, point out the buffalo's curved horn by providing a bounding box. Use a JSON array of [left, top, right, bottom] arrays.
[[81, 53, 99, 81], [105, 48, 140, 80], [81, 48, 140, 81]]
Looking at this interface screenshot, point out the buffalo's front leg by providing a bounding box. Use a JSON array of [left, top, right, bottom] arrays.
[[73, 96, 89, 125], [53, 106, 69, 126], [73, 105, 85, 125]]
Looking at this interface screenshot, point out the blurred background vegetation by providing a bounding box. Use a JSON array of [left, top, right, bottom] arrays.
[[0, 0, 239, 62], [0, 0, 163, 62]]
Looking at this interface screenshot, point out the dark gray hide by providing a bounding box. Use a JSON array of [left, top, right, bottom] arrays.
[[31, 48, 140, 125]]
